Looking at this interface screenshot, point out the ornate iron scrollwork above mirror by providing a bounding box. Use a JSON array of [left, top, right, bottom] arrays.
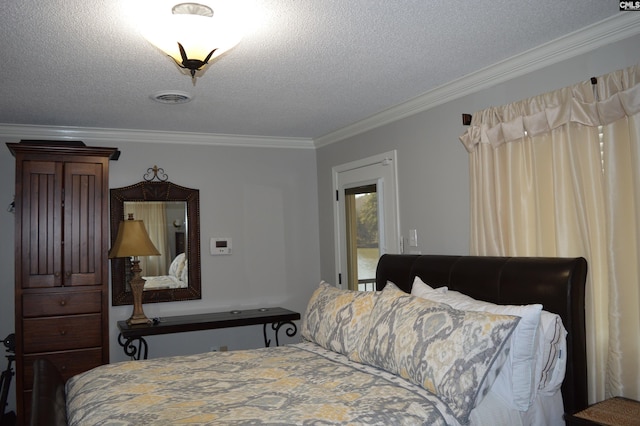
[[111, 166, 201, 305]]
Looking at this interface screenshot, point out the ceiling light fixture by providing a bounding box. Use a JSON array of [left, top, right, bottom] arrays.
[[138, 1, 243, 82]]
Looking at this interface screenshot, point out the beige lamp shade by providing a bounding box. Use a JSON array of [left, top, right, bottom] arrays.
[[109, 216, 161, 258]]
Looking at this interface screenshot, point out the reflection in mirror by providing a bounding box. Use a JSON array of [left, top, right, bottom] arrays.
[[111, 177, 201, 306], [124, 201, 188, 290]]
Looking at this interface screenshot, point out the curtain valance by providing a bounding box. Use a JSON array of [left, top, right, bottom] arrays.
[[459, 64, 640, 152]]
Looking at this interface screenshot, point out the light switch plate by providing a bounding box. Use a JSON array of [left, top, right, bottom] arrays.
[[409, 229, 418, 247]]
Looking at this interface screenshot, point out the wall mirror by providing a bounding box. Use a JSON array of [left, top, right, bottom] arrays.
[[111, 166, 201, 305]]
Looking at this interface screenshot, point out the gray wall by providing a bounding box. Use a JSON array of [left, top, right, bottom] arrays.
[[106, 142, 320, 359], [316, 33, 640, 282], [0, 139, 320, 412]]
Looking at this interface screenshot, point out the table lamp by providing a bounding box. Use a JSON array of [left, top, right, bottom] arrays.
[[109, 214, 160, 325]]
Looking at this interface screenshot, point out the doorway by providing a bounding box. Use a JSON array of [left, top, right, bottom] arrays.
[[333, 151, 400, 290]]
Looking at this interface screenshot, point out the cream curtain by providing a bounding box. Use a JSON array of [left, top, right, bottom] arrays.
[[124, 201, 170, 276], [459, 64, 640, 402]]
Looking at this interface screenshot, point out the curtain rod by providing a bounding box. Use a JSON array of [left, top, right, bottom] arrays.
[[461, 76, 599, 126]]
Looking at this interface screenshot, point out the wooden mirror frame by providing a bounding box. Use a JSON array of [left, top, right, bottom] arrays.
[[110, 181, 201, 305]]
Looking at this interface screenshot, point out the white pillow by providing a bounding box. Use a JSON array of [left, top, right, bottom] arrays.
[[412, 288, 542, 411], [179, 262, 188, 284], [535, 311, 567, 395], [169, 253, 186, 278], [410, 276, 448, 296]]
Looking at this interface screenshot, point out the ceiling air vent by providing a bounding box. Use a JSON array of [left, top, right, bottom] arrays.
[[150, 91, 193, 104]]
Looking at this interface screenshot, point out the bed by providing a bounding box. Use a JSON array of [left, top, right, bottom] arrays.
[[142, 252, 189, 290], [30, 254, 588, 426]]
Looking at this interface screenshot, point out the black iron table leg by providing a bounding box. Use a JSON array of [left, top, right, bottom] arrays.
[[263, 320, 298, 347], [118, 333, 149, 360]]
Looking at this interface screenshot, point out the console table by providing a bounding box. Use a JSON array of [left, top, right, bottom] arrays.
[[117, 307, 300, 360]]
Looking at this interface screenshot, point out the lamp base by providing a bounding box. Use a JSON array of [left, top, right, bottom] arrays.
[[127, 314, 152, 326], [127, 259, 152, 325]]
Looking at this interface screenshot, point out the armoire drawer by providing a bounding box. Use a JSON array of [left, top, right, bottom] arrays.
[[23, 314, 102, 353], [22, 348, 104, 390], [22, 290, 102, 317]]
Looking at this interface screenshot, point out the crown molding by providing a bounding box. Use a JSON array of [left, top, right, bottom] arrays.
[[0, 123, 315, 150], [314, 13, 640, 148]]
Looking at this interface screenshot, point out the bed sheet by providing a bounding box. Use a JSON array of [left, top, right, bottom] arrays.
[[142, 274, 186, 289], [469, 386, 564, 426]]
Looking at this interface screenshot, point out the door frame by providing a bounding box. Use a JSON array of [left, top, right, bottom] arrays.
[[332, 150, 400, 289]]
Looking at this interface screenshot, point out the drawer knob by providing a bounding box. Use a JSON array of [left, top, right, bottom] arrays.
[[60, 300, 66, 306], [60, 330, 67, 336]]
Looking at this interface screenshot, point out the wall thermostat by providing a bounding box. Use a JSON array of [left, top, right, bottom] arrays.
[[210, 237, 232, 255]]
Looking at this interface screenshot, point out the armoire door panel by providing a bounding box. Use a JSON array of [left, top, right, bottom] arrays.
[[21, 160, 63, 289], [64, 162, 103, 286]]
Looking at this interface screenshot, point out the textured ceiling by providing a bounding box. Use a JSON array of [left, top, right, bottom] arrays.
[[0, 1, 624, 144]]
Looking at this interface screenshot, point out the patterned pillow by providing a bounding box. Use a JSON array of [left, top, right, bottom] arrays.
[[414, 289, 543, 411], [353, 283, 519, 423], [301, 281, 378, 357]]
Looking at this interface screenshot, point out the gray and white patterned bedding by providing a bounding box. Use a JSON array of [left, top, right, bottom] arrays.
[[66, 342, 461, 426], [66, 282, 522, 425]]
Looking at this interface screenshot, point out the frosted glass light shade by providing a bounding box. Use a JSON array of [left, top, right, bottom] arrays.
[[138, 1, 243, 74]]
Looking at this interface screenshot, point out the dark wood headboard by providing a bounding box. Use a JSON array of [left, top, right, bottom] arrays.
[[375, 254, 588, 415]]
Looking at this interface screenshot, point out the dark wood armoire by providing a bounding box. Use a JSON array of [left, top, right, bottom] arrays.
[[7, 141, 119, 425]]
